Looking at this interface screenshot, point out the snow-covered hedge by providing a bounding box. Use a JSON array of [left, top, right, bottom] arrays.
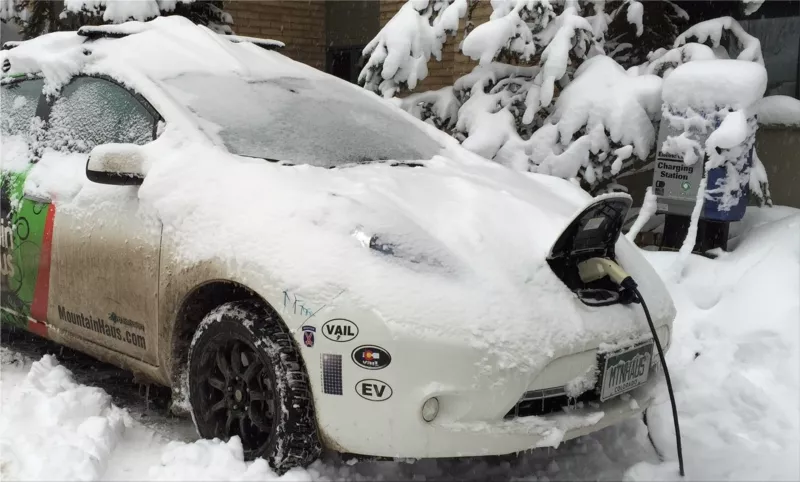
[[0, 0, 233, 38], [361, 1, 771, 201]]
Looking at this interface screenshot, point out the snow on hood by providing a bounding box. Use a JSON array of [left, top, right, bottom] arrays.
[[136, 127, 666, 371]]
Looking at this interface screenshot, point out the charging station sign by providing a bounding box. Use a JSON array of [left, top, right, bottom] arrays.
[[652, 118, 706, 217], [653, 156, 702, 201]]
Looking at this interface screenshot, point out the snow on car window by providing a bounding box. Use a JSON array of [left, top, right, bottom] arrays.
[[161, 74, 442, 167], [46, 77, 155, 153], [0, 79, 43, 136]]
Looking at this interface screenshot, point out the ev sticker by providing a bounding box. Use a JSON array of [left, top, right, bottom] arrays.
[[322, 318, 358, 342], [355, 379, 392, 401]]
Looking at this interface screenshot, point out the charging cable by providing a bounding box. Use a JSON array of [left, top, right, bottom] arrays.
[[578, 257, 685, 477]]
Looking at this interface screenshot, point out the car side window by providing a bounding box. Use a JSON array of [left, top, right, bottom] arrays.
[[0, 79, 44, 137], [46, 77, 156, 153]]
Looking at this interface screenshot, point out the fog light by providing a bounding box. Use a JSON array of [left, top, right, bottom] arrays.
[[421, 397, 439, 422]]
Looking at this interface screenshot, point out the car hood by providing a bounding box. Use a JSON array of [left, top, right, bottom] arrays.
[[140, 140, 673, 371]]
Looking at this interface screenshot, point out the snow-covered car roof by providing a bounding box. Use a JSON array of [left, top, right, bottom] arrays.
[[1, 16, 445, 166], [0, 16, 298, 95]]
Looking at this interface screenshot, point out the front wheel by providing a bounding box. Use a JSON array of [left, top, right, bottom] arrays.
[[188, 300, 320, 473]]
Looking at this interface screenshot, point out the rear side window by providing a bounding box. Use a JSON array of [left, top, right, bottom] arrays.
[[46, 77, 156, 152], [0, 79, 43, 136]]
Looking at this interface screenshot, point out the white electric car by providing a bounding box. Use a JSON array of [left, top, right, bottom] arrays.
[[0, 16, 675, 473]]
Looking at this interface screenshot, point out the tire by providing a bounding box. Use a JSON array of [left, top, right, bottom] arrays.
[[188, 300, 321, 473]]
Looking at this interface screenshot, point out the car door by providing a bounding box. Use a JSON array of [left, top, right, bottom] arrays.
[[0, 77, 50, 334], [38, 76, 162, 365]]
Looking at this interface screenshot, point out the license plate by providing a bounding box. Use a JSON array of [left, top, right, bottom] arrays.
[[599, 341, 654, 401]]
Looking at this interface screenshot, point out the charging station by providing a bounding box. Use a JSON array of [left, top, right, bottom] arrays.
[[652, 111, 752, 253]]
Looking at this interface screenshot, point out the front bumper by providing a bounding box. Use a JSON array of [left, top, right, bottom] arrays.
[[304, 278, 673, 458], [312, 334, 664, 458], [420, 373, 659, 457]]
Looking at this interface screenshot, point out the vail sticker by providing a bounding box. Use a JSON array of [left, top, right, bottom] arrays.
[[351, 345, 391, 370], [355, 379, 392, 401], [302, 325, 316, 348], [322, 318, 359, 342]]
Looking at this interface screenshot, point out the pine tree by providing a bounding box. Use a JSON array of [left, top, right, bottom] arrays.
[[605, 0, 690, 68], [360, 0, 766, 194], [0, 0, 232, 40]]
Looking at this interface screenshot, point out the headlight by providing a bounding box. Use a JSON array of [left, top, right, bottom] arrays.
[[351, 225, 445, 269]]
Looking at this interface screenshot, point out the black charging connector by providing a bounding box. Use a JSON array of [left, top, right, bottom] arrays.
[[626, 277, 685, 477]]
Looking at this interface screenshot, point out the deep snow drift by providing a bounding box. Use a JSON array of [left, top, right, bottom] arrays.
[[1, 206, 797, 481]]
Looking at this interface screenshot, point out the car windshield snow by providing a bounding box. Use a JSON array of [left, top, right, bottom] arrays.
[[161, 73, 442, 167]]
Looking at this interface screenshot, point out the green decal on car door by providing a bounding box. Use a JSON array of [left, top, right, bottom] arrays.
[[0, 168, 54, 335]]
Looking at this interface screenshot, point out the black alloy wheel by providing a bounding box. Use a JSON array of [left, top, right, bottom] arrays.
[[195, 337, 275, 457], [188, 300, 321, 473]]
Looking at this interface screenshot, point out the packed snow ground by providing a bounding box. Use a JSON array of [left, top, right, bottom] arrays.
[[1, 206, 798, 481]]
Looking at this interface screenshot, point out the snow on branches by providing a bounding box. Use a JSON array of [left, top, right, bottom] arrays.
[[359, 0, 468, 97], [65, 0, 233, 34], [675, 16, 763, 65], [0, 0, 232, 38], [362, 0, 769, 196], [534, 55, 662, 187]]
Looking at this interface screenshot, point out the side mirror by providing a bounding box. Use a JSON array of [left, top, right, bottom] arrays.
[[86, 143, 147, 185]]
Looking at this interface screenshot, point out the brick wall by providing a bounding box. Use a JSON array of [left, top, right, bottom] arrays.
[[225, 0, 326, 70], [223, 0, 491, 86]]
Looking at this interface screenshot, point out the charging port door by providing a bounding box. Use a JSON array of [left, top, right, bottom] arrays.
[[546, 194, 633, 306]]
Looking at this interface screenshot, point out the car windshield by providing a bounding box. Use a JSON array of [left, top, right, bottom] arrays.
[[162, 73, 442, 167]]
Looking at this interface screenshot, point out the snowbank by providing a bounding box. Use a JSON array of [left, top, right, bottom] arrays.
[[0, 348, 299, 481], [755, 95, 800, 127], [0, 353, 128, 480], [631, 207, 800, 481]]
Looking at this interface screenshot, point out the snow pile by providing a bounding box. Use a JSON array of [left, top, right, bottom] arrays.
[[0, 354, 128, 480], [631, 207, 800, 481], [755, 95, 800, 126], [149, 438, 311, 481], [0, 347, 300, 481]]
